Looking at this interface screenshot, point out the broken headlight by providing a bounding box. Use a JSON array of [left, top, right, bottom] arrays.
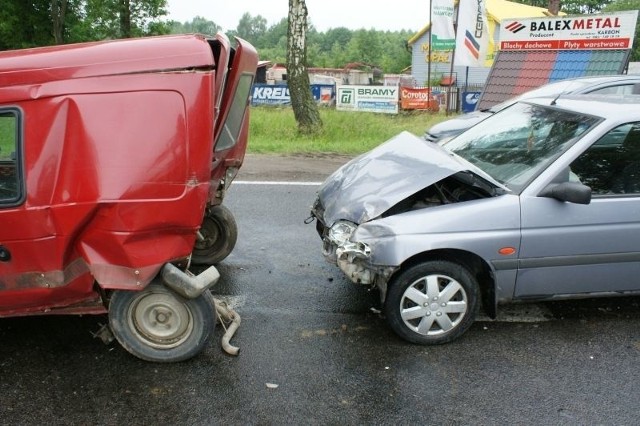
[[328, 221, 357, 246]]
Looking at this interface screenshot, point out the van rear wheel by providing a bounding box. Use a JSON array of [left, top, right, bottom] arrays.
[[109, 283, 216, 362], [192, 205, 238, 265]]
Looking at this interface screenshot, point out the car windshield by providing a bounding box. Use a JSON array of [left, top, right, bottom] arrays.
[[446, 102, 600, 192]]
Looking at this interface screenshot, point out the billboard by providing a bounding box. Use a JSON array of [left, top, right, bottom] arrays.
[[400, 87, 440, 111], [500, 11, 638, 51], [336, 85, 399, 114], [251, 84, 336, 106]]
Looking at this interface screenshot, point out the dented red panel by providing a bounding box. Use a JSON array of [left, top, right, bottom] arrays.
[[0, 35, 239, 316]]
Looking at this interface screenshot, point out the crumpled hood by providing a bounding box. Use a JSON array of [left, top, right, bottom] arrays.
[[316, 131, 468, 226]]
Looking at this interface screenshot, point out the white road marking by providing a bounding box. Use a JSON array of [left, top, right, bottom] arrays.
[[234, 181, 322, 186]]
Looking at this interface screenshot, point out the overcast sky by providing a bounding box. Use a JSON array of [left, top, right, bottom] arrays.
[[166, 0, 430, 32]]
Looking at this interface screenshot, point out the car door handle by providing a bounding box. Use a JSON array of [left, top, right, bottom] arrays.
[[0, 245, 11, 262]]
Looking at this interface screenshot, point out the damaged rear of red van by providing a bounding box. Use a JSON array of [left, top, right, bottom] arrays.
[[0, 34, 258, 362]]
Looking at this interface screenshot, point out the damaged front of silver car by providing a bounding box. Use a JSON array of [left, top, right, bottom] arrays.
[[310, 99, 608, 345], [310, 131, 515, 344]]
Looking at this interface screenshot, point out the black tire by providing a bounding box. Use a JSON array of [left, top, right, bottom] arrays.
[[109, 283, 216, 362], [191, 205, 238, 265], [384, 260, 479, 345]]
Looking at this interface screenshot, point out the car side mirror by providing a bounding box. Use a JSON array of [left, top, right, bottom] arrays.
[[539, 182, 591, 205]]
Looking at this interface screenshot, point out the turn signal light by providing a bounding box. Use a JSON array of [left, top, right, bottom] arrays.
[[498, 247, 516, 256]]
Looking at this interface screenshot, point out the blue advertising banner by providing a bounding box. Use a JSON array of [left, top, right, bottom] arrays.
[[251, 84, 336, 106], [461, 91, 481, 113]]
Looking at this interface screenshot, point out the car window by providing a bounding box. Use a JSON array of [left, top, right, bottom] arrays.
[[570, 122, 640, 195], [0, 110, 21, 204], [447, 102, 599, 192], [215, 73, 254, 152], [588, 85, 638, 95]]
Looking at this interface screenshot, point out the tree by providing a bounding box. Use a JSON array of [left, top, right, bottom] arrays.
[[604, 0, 640, 61], [170, 16, 221, 35], [84, 0, 170, 40], [233, 12, 267, 47], [287, 0, 322, 135], [512, 0, 614, 13], [51, 0, 70, 44], [0, 0, 66, 49]]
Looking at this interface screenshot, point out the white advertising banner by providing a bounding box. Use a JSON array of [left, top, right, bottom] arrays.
[[454, 0, 492, 67], [336, 85, 399, 114], [430, 0, 456, 51], [499, 11, 639, 51]]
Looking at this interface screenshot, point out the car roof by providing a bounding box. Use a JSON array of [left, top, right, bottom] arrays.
[[523, 94, 640, 122], [489, 74, 640, 112]]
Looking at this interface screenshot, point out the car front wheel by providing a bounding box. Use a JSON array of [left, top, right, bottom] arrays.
[[385, 260, 478, 345]]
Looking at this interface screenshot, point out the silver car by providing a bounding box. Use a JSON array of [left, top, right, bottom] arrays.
[[424, 75, 640, 144], [311, 95, 640, 344]]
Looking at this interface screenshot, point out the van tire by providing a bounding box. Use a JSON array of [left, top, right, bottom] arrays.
[[109, 283, 216, 362], [191, 205, 238, 265]]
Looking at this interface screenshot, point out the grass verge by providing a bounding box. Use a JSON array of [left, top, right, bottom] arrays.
[[247, 107, 454, 155]]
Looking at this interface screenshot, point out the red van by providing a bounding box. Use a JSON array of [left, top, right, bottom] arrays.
[[0, 34, 257, 361]]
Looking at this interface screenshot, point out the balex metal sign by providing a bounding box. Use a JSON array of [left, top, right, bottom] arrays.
[[500, 11, 638, 51]]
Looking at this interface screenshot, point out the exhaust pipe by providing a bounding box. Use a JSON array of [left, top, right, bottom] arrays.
[[162, 263, 220, 299], [214, 299, 241, 356]]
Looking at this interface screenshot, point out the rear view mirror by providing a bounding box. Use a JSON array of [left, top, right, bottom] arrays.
[[539, 182, 591, 204]]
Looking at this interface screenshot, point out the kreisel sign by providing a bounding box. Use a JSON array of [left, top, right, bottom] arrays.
[[500, 10, 638, 51]]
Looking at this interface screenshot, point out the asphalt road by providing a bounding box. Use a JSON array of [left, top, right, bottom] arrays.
[[1, 157, 640, 425]]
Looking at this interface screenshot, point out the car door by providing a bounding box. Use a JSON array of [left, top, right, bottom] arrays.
[[515, 122, 640, 299]]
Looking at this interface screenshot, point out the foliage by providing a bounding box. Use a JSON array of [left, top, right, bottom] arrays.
[[604, 0, 640, 61], [248, 107, 451, 154], [83, 0, 170, 39], [511, 0, 614, 13], [0, 0, 169, 50], [229, 13, 267, 45], [169, 16, 220, 35]]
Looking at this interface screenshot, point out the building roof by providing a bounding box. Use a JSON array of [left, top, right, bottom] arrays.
[[477, 49, 631, 110]]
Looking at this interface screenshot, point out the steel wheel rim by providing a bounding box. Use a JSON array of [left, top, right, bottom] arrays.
[[128, 290, 194, 349], [194, 216, 221, 251], [399, 273, 468, 337]]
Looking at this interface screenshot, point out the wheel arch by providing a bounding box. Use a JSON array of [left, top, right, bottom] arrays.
[[392, 248, 497, 318]]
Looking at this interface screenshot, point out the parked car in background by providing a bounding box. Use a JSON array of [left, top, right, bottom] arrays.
[[312, 94, 640, 345], [424, 75, 640, 144]]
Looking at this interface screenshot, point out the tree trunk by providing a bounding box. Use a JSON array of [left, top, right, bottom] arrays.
[[287, 0, 322, 135], [119, 0, 132, 38], [51, 0, 68, 44]]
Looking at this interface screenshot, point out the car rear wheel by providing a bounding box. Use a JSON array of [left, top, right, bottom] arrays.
[[191, 205, 238, 265], [109, 283, 216, 362], [385, 260, 478, 345]]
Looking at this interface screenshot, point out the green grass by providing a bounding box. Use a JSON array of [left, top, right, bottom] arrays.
[[0, 116, 16, 160], [247, 107, 455, 155]]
